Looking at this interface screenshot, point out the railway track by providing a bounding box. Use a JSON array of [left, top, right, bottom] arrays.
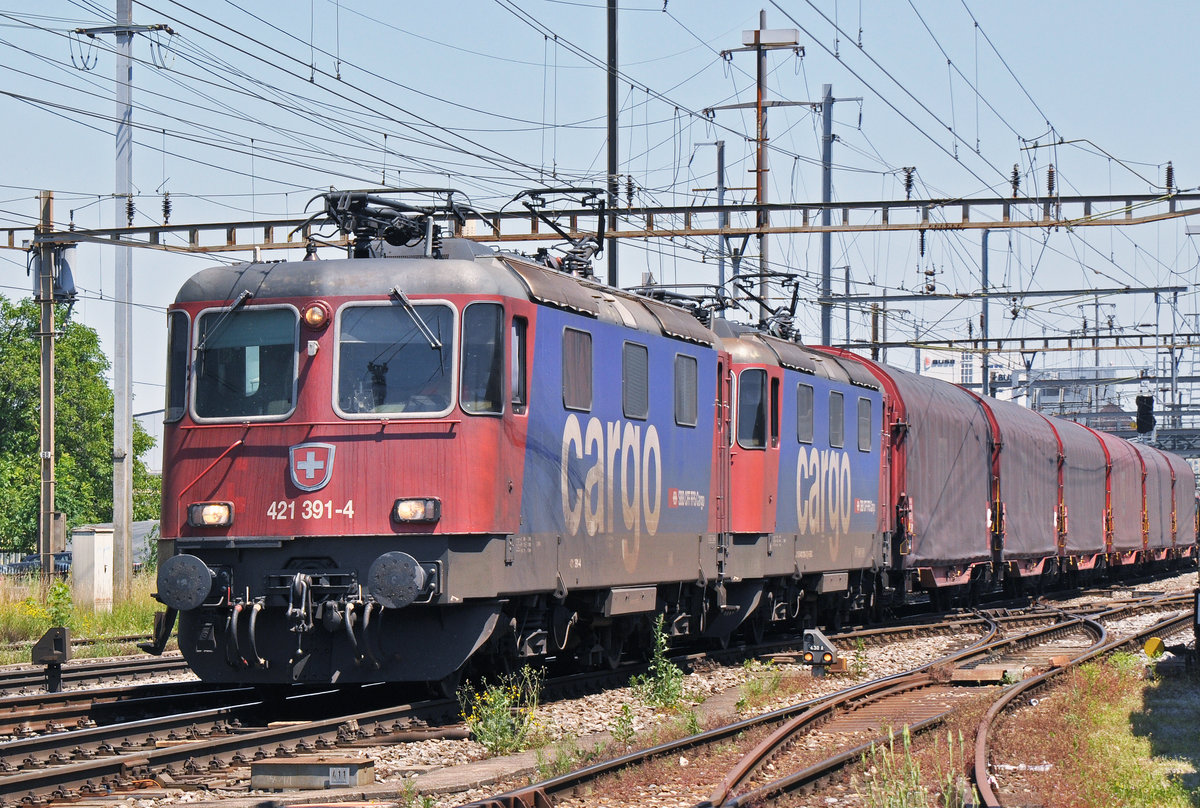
[[0, 680, 249, 737], [463, 590, 1191, 808], [0, 654, 190, 695], [972, 605, 1193, 807], [0, 600, 1002, 807], [0, 681, 462, 806], [0, 587, 1187, 807]]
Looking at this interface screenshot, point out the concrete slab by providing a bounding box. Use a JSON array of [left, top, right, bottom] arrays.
[[251, 756, 374, 791]]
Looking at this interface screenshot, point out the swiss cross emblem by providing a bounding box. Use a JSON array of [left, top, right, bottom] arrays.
[[289, 443, 335, 492]]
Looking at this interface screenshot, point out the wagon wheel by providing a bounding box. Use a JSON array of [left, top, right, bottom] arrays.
[[743, 607, 766, 645], [433, 666, 464, 701], [600, 626, 625, 670]]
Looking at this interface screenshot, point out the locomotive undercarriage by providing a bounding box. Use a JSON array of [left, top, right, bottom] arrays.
[[156, 528, 1196, 687], [472, 570, 886, 676], [154, 533, 894, 687]]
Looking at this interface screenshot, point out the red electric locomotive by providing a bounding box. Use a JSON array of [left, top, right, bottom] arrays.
[[146, 190, 1196, 689]]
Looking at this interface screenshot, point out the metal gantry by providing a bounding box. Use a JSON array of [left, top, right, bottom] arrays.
[[11, 187, 1200, 584], [11, 191, 1200, 254]]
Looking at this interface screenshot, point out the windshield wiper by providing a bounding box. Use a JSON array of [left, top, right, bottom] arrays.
[[389, 285, 443, 350], [196, 290, 254, 353]]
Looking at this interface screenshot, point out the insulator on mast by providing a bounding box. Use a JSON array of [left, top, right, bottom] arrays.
[[903, 167, 915, 200], [162, 192, 171, 225], [918, 228, 926, 257], [1046, 164, 1055, 196], [1165, 161, 1174, 192], [125, 196, 135, 226], [1011, 164, 1020, 198]]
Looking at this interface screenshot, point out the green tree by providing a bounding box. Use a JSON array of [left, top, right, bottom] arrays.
[[0, 296, 159, 552]]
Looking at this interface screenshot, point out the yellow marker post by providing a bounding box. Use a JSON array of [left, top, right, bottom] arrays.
[[1144, 636, 1166, 658]]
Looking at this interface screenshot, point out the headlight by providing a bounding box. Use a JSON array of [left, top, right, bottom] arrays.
[[392, 498, 441, 523], [187, 502, 233, 527], [302, 301, 330, 329]]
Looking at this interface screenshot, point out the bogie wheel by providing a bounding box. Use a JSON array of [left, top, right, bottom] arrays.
[[433, 666, 463, 701], [601, 627, 625, 670], [742, 608, 767, 645]]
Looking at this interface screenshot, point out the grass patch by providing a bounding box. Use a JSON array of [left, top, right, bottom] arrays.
[[630, 614, 686, 709], [849, 636, 869, 678], [855, 725, 975, 808], [992, 652, 1197, 808], [0, 573, 162, 664], [535, 734, 601, 780], [610, 703, 637, 750], [458, 666, 547, 755], [735, 658, 805, 713]]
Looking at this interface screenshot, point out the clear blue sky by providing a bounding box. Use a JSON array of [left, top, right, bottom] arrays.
[[1, 0, 1196, 463]]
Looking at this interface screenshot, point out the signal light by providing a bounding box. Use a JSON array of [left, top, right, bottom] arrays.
[[800, 628, 839, 678], [1136, 395, 1155, 434]]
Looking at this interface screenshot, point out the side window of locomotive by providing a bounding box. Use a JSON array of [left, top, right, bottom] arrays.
[[165, 310, 189, 423], [623, 342, 649, 420], [194, 307, 297, 419], [337, 303, 454, 415], [857, 397, 872, 452], [829, 391, 845, 448], [674, 354, 697, 427], [770, 376, 780, 447], [796, 383, 814, 443], [460, 303, 504, 414], [737, 368, 767, 448], [511, 317, 528, 414], [562, 328, 592, 411]]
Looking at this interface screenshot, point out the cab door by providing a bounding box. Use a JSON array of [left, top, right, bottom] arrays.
[[712, 357, 732, 534]]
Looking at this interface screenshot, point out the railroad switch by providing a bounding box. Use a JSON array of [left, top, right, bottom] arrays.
[[31, 626, 70, 693]]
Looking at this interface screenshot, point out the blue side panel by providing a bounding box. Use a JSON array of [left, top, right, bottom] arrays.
[[519, 308, 717, 562], [774, 372, 882, 571]]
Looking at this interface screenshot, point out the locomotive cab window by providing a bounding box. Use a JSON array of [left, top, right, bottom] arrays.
[[194, 306, 297, 420], [623, 342, 649, 420], [829, 391, 845, 448], [165, 310, 189, 423], [336, 301, 454, 416], [796, 383, 814, 443], [562, 328, 592, 411], [737, 368, 767, 448], [857, 397, 872, 452], [674, 354, 697, 427], [460, 302, 504, 414]]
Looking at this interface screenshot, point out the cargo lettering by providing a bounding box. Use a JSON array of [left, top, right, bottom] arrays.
[[796, 447, 852, 537], [560, 414, 662, 549]]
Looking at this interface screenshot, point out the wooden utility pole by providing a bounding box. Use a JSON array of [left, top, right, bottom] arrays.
[[708, 14, 802, 322]]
